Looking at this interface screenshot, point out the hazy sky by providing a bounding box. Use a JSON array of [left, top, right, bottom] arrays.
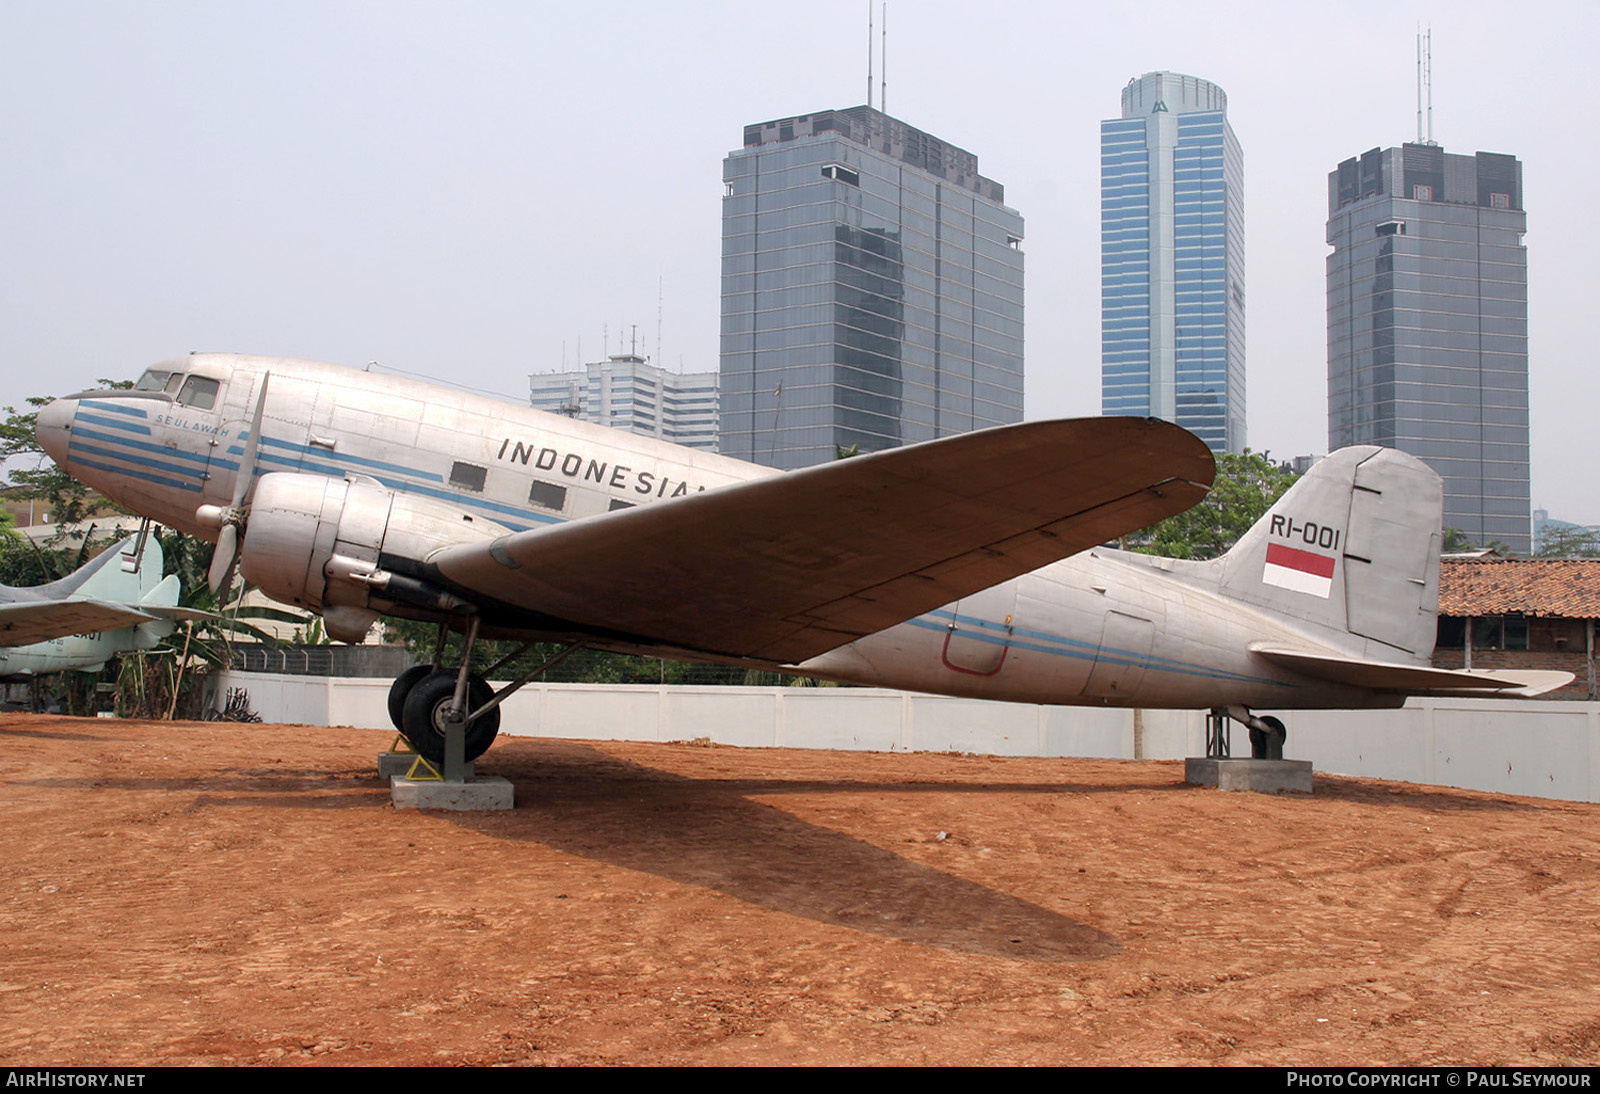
[[3, 0, 1596, 523]]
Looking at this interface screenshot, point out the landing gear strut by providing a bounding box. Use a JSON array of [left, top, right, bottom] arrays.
[[385, 619, 585, 770]]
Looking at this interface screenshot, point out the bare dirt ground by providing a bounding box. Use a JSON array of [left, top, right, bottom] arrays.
[[1, 711, 1598, 1067]]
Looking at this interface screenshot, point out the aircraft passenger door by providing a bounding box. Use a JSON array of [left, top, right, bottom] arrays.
[[1083, 611, 1155, 700]]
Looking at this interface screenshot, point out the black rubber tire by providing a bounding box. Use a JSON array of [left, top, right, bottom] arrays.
[[387, 665, 434, 731], [399, 670, 501, 764], [1249, 715, 1287, 760]]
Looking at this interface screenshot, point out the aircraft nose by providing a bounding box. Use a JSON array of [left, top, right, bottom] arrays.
[[35, 396, 76, 466]]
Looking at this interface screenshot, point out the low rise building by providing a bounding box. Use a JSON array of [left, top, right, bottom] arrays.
[[1434, 557, 1599, 699]]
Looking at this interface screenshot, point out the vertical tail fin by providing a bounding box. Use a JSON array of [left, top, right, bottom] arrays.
[[1212, 447, 1443, 659], [49, 535, 168, 605]]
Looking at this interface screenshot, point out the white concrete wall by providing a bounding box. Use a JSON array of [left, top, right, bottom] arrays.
[[215, 670, 1600, 804]]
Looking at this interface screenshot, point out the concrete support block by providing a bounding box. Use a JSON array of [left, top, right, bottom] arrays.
[[391, 774, 514, 810], [1185, 757, 1314, 794]]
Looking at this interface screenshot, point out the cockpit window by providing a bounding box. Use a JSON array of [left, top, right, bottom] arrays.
[[134, 369, 173, 392], [176, 376, 220, 410]]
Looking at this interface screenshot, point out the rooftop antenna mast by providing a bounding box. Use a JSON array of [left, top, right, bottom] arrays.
[[1416, 27, 1436, 145], [880, 3, 887, 116], [866, 2, 873, 109]]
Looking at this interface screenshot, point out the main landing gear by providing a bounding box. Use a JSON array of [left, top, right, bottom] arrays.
[[386, 618, 583, 769], [1207, 706, 1288, 760]]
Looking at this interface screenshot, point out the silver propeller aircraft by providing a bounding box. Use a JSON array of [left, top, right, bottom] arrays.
[[0, 533, 189, 678], [36, 353, 1568, 763]]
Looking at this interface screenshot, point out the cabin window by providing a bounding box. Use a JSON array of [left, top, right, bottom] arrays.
[[449, 461, 487, 492], [176, 376, 220, 409], [608, 499, 635, 512], [528, 480, 566, 511]]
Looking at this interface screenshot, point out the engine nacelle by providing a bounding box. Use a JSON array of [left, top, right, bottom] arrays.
[[239, 472, 504, 642]]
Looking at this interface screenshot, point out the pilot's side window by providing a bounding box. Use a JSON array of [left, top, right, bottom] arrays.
[[176, 376, 219, 410]]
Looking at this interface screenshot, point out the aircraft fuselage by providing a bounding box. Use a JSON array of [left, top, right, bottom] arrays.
[[38, 353, 1420, 713]]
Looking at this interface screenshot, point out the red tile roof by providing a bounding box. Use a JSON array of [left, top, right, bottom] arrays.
[[1439, 558, 1600, 617]]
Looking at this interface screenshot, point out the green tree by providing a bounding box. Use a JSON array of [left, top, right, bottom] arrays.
[[1124, 449, 1299, 560], [0, 527, 106, 587]]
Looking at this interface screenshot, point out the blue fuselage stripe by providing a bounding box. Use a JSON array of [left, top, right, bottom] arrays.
[[247, 435, 445, 482], [908, 614, 1288, 688], [76, 413, 152, 436]]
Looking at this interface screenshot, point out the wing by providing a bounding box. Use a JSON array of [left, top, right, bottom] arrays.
[[428, 417, 1214, 663], [0, 600, 158, 646], [1252, 646, 1574, 698]]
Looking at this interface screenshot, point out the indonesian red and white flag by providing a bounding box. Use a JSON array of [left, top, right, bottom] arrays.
[[1263, 542, 1336, 598]]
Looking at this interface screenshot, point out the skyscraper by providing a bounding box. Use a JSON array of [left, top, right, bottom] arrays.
[[720, 106, 1024, 469], [1326, 143, 1530, 554], [1101, 72, 1246, 454]]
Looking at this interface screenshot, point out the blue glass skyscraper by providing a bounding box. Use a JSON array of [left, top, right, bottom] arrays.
[[1101, 72, 1246, 453]]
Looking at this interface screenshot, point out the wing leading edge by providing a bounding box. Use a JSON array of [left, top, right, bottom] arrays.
[[428, 417, 1215, 664]]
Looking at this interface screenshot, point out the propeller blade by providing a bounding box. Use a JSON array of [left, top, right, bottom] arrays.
[[230, 373, 271, 508], [209, 524, 238, 597]]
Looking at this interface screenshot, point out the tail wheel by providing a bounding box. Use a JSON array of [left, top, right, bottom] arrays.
[[399, 670, 501, 764], [1248, 715, 1287, 760], [387, 665, 435, 731]]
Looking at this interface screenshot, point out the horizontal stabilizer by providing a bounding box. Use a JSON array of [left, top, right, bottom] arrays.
[[1252, 645, 1573, 698], [137, 574, 212, 623], [0, 600, 158, 646], [136, 605, 216, 624], [431, 417, 1214, 663]]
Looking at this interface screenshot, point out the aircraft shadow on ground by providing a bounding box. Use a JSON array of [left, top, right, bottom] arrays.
[[446, 740, 1121, 963]]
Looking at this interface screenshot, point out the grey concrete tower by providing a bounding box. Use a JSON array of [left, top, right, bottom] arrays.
[[1327, 142, 1530, 553]]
